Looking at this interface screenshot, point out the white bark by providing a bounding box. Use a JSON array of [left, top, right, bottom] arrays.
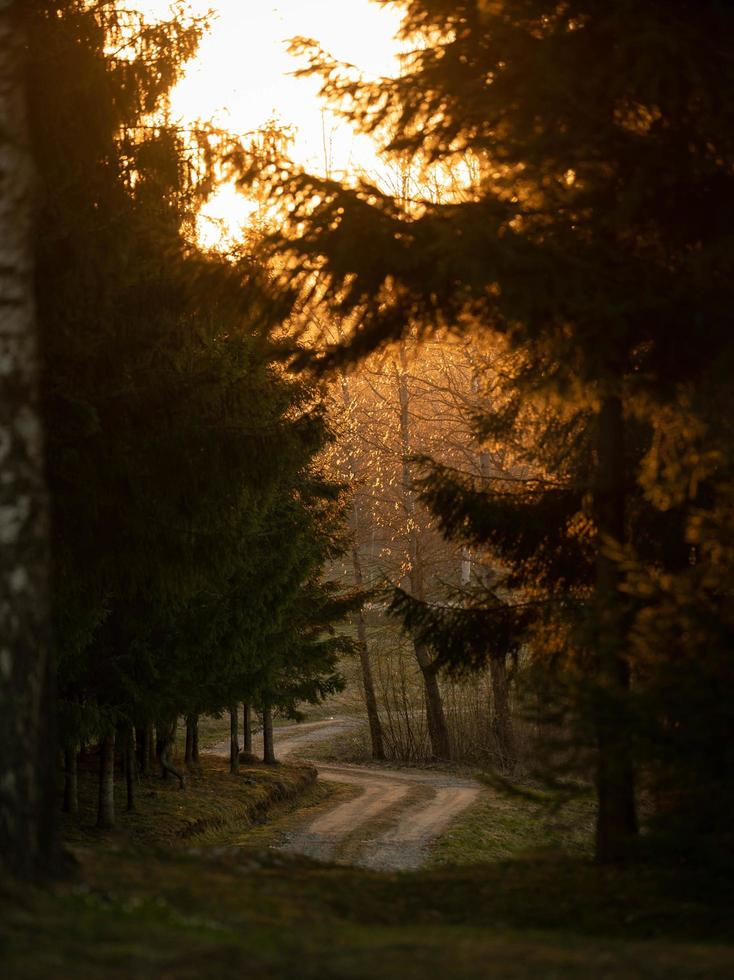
[[460, 546, 472, 587], [0, 1, 54, 876]]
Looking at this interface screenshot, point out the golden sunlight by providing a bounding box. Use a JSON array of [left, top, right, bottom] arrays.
[[139, 0, 402, 244], [9, 4, 733, 970]]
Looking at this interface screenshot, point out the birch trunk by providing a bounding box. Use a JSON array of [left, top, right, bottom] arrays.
[[0, 2, 56, 877], [460, 546, 472, 587]]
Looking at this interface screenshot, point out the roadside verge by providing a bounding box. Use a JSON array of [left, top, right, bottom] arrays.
[[60, 755, 318, 851]]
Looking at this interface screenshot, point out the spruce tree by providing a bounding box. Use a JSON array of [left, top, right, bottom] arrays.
[[25, 0, 356, 815], [239, 0, 734, 860]]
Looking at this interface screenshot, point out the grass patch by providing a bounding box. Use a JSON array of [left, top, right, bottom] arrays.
[[192, 713, 231, 751], [6, 738, 731, 978], [60, 753, 317, 850], [430, 786, 596, 866], [193, 693, 366, 754], [3, 846, 733, 979], [191, 712, 298, 754], [289, 719, 373, 764], [199, 778, 349, 847]]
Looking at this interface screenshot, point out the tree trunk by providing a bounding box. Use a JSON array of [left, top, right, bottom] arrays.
[[156, 727, 167, 779], [96, 733, 115, 829], [0, 3, 57, 879], [594, 393, 637, 862], [357, 609, 386, 760], [262, 701, 276, 765], [229, 704, 239, 774], [460, 545, 472, 587], [489, 655, 515, 773], [185, 719, 193, 764], [147, 725, 156, 771], [62, 747, 78, 815], [351, 525, 384, 760], [185, 714, 198, 765], [242, 703, 252, 755], [157, 719, 185, 789], [414, 641, 451, 760], [125, 727, 135, 812], [135, 726, 147, 775], [396, 346, 451, 761], [339, 369, 385, 761]]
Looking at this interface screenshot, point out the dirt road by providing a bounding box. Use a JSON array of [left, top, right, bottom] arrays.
[[211, 716, 480, 871]]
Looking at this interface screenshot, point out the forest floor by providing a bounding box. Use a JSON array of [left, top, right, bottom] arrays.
[[3, 826, 733, 978], [3, 716, 733, 978]]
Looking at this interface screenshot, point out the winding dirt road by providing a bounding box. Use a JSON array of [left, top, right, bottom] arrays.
[[212, 717, 480, 871]]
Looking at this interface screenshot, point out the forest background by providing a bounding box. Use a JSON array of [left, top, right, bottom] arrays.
[[1, 0, 733, 895]]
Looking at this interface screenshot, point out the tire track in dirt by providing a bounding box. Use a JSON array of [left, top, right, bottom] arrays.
[[209, 716, 480, 871], [286, 761, 480, 870]]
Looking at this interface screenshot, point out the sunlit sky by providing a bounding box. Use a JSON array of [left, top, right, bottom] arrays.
[[140, 1, 402, 244]]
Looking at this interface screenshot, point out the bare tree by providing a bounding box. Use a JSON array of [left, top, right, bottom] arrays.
[[395, 344, 451, 759], [340, 370, 385, 760]]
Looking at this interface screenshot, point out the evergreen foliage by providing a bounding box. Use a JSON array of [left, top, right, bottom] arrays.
[[25, 0, 352, 812], [238, 0, 734, 860]]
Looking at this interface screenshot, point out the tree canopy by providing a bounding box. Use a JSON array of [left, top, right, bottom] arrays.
[[22, 0, 355, 830], [236, 0, 734, 861]]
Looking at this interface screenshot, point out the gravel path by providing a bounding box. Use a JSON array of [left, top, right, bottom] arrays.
[[209, 716, 480, 871]]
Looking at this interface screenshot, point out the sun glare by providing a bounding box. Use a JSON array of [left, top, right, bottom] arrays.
[[139, 1, 402, 245]]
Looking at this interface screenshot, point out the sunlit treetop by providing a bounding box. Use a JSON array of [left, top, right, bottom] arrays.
[[236, 0, 734, 397], [136, 0, 403, 243]]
